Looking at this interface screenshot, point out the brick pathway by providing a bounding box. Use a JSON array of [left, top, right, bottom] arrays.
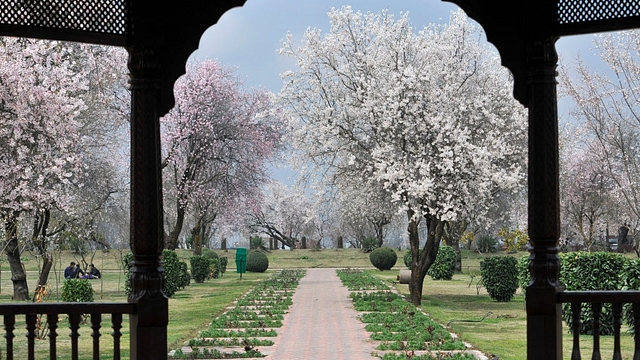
[[264, 268, 377, 359]]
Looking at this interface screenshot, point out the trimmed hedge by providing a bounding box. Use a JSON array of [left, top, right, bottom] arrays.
[[201, 248, 219, 260], [480, 256, 518, 302], [369, 247, 397, 271], [427, 246, 456, 280], [62, 278, 94, 302], [123, 250, 190, 298], [218, 257, 228, 277], [560, 252, 627, 335], [246, 251, 269, 273], [190, 255, 210, 283], [516, 252, 640, 334], [516, 254, 530, 296]]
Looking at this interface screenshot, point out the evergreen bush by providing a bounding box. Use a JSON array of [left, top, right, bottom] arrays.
[[123, 252, 133, 295], [476, 235, 499, 253], [123, 250, 189, 297], [621, 258, 640, 332], [516, 254, 531, 295], [178, 261, 191, 288], [246, 250, 269, 272], [162, 250, 189, 296], [369, 247, 397, 271], [208, 258, 220, 279], [560, 252, 627, 335], [190, 255, 211, 283], [427, 246, 456, 280], [201, 248, 219, 260], [362, 236, 379, 253], [480, 256, 518, 302], [218, 257, 228, 277], [62, 278, 94, 302], [403, 249, 421, 268]]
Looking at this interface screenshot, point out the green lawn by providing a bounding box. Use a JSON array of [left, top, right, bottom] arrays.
[[0, 248, 634, 359]]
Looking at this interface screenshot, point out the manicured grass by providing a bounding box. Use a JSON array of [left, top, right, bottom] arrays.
[[0, 248, 635, 359], [370, 250, 638, 360]]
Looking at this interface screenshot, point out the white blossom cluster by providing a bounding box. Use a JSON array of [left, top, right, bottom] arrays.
[[278, 7, 527, 225]]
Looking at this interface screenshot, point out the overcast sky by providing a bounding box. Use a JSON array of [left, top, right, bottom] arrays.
[[192, 1, 598, 92], [189, 0, 602, 182]]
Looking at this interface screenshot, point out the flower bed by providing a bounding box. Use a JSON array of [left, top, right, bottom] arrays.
[[336, 269, 477, 360], [170, 269, 306, 359]]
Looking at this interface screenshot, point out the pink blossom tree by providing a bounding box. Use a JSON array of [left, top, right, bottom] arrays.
[[161, 60, 282, 254], [0, 38, 128, 300], [278, 8, 527, 304]]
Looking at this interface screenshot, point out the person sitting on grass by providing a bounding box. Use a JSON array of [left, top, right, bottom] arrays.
[[87, 264, 101, 279], [64, 262, 84, 279]]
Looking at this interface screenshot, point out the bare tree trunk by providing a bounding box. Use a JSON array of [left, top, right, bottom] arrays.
[[31, 208, 55, 302], [408, 209, 443, 306], [408, 214, 423, 305], [33, 253, 53, 302], [191, 216, 203, 256], [165, 204, 185, 250], [5, 213, 29, 300]]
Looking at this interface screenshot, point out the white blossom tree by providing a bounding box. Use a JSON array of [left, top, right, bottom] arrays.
[[248, 181, 317, 249], [278, 7, 527, 304], [559, 30, 640, 253]]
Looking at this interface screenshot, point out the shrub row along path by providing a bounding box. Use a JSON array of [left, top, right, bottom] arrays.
[[264, 268, 378, 359]]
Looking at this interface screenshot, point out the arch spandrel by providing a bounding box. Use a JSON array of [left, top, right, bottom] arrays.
[[444, 0, 640, 107], [0, 0, 247, 116], [130, 1, 247, 115]]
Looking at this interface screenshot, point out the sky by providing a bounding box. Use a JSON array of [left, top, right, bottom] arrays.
[[189, 0, 604, 182]]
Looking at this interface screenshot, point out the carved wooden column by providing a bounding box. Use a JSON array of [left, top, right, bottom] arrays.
[[126, 45, 167, 360], [526, 37, 563, 360]]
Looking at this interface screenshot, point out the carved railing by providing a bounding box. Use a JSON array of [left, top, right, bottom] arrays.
[[0, 302, 136, 360], [557, 291, 640, 360]]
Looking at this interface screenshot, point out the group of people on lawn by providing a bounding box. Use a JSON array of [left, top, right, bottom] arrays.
[[64, 262, 101, 279]]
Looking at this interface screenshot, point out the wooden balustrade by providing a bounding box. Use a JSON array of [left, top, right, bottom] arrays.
[[557, 291, 640, 360], [0, 302, 136, 360]]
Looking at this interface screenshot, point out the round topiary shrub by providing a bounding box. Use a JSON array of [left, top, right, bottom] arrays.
[[480, 256, 518, 302], [427, 246, 456, 280], [246, 251, 269, 273], [403, 249, 421, 268], [369, 247, 397, 271], [62, 278, 94, 302], [201, 248, 219, 260]]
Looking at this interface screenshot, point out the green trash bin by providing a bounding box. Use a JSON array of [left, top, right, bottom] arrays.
[[235, 248, 247, 277]]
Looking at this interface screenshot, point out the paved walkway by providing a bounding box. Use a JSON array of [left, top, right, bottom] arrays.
[[265, 268, 378, 359]]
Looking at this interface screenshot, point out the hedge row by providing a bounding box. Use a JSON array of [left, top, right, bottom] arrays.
[[517, 252, 640, 335]]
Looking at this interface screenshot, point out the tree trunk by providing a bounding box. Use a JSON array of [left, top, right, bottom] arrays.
[[407, 213, 424, 305], [165, 204, 185, 250], [337, 236, 343, 249], [33, 253, 53, 302], [31, 208, 55, 302], [407, 209, 443, 306], [191, 217, 203, 256], [450, 238, 462, 272], [5, 214, 29, 300]]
